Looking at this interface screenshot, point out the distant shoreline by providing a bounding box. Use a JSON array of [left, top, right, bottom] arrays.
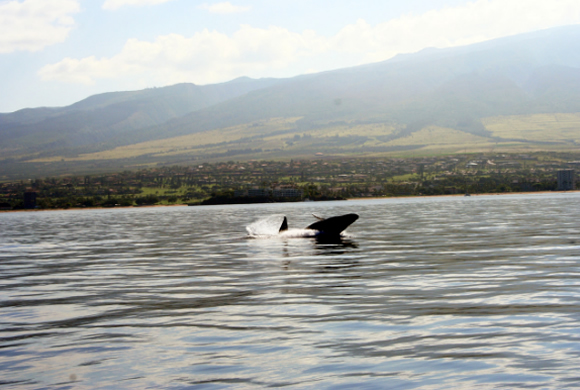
[[2, 190, 579, 213], [0, 203, 188, 213], [347, 190, 580, 201]]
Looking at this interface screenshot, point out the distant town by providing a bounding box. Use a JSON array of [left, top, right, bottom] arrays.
[[1, 152, 578, 210]]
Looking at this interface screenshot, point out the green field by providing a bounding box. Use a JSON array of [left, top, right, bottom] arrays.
[[31, 113, 576, 163], [483, 113, 580, 144], [9, 112, 578, 181]]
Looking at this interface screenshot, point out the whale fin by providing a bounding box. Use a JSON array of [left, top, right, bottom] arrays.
[[306, 213, 359, 235], [312, 213, 325, 221], [279, 216, 288, 232]]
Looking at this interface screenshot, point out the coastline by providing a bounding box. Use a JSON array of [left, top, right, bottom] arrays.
[[0, 203, 189, 213], [347, 190, 580, 201], [2, 190, 579, 213]]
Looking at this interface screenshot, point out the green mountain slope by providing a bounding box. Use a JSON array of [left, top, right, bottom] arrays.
[[129, 25, 580, 146], [3, 25, 580, 180], [0, 77, 280, 156]]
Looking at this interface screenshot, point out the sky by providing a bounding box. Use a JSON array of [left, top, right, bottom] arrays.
[[2, 0, 580, 113]]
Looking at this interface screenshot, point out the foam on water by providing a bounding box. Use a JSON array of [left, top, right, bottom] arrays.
[[245, 214, 286, 236], [246, 214, 318, 238]]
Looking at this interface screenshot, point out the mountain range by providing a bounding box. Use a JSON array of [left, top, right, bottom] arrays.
[[2, 24, 580, 180]]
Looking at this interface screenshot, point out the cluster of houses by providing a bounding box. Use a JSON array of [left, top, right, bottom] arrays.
[[234, 187, 304, 199]]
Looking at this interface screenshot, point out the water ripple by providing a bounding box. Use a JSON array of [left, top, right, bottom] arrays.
[[1, 193, 580, 388]]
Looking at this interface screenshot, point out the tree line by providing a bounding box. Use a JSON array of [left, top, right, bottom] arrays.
[[1, 152, 577, 210]]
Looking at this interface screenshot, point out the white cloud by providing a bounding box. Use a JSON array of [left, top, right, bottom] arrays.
[[38, 27, 326, 85], [102, 0, 173, 10], [0, 0, 79, 53], [39, 0, 580, 85], [198, 2, 250, 14], [332, 0, 580, 63]]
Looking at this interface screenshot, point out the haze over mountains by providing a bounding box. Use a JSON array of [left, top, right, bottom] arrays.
[[2, 25, 580, 180]]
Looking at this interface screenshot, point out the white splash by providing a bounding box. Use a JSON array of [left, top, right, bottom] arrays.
[[278, 229, 318, 238], [246, 215, 317, 238], [246, 214, 285, 236]]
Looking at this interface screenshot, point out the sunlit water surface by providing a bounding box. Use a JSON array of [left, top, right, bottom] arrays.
[[1, 193, 580, 389]]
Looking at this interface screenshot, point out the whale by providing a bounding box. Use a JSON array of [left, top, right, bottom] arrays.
[[247, 213, 359, 238], [279, 213, 359, 235]]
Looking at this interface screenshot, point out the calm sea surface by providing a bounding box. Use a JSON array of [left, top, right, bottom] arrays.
[[1, 193, 580, 389]]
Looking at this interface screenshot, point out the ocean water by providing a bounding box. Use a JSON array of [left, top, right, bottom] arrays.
[[1, 193, 580, 389]]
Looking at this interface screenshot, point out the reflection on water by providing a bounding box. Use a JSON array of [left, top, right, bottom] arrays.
[[314, 235, 359, 253], [1, 193, 580, 389]]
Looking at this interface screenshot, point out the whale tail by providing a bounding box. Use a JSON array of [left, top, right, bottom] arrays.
[[305, 213, 359, 235]]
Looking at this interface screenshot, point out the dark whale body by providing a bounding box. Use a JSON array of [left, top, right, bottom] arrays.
[[279, 213, 359, 235]]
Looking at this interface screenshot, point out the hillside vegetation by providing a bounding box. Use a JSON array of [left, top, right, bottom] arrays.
[[3, 152, 579, 211], [28, 114, 579, 164]]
